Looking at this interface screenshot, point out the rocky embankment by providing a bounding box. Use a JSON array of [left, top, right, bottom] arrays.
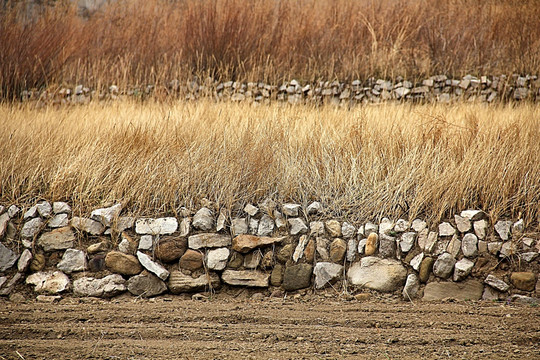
[[21, 74, 540, 105], [0, 201, 538, 303]]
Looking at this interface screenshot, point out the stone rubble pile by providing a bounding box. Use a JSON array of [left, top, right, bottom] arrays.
[[21, 74, 540, 105], [0, 201, 538, 303]]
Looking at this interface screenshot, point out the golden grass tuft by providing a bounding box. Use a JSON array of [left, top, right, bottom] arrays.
[[1, 101, 539, 225]]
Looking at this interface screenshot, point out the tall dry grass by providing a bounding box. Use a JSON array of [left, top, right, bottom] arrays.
[[1, 0, 540, 99], [1, 101, 539, 226]]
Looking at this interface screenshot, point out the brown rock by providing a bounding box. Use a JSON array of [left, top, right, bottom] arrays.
[[355, 293, 371, 301], [155, 237, 187, 263], [304, 238, 315, 263], [88, 254, 106, 272], [419, 257, 434, 283], [232, 234, 286, 253], [105, 251, 142, 275], [87, 241, 109, 254], [270, 263, 284, 286], [276, 244, 294, 263], [329, 238, 347, 263], [365, 233, 378, 256], [510, 272, 536, 291], [29, 254, 46, 272], [325, 220, 342, 237], [179, 249, 203, 271], [260, 251, 274, 269], [227, 252, 243, 269]]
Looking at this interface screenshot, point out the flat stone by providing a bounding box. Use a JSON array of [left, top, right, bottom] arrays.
[[71, 217, 105, 235], [154, 237, 187, 263], [460, 210, 486, 221], [454, 215, 471, 233], [462, 233, 478, 258], [292, 235, 309, 262], [137, 251, 170, 280], [257, 215, 274, 236], [433, 253, 456, 279], [423, 280, 483, 301], [438, 222, 456, 237], [231, 218, 248, 236], [138, 235, 154, 250], [73, 274, 126, 298], [37, 227, 75, 251], [127, 272, 167, 297], [378, 234, 396, 258], [36, 201, 52, 218], [453, 258, 474, 281], [90, 203, 122, 227], [394, 219, 410, 233], [347, 257, 407, 292], [309, 221, 325, 236], [474, 220, 488, 239], [21, 218, 44, 238], [365, 233, 378, 256], [53, 202, 71, 214], [330, 238, 347, 263], [419, 257, 434, 283], [48, 214, 69, 228], [510, 272, 536, 291], [494, 220, 512, 240], [484, 274, 509, 292], [282, 203, 301, 217], [105, 251, 142, 275], [244, 204, 258, 216], [17, 249, 33, 272], [509, 294, 538, 305], [206, 248, 230, 270], [283, 264, 312, 291], [57, 249, 87, 273], [306, 202, 322, 215], [222, 270, 269, 287], [232, 234, 286, 253], [179, 250, 203, 271], [26, 271, 70, 294], [135, 217, 178, 235], [289, 218, 308, 235], [168, 271, 220, 293], [402, 274, 420, 300], [192, 207, 214, 231], [410, 252, 424, 271], [188, 233, 231, 249], [0, 243, 18, 272], [313, 262, 343, 289], [36, 295, 61, 303], [411, 219, 427, 232]]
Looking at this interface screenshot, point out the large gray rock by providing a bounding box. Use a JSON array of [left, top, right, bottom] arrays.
[[461, 233, 478, 257], [136, 252, 169, 281], [57, 249, 87, 273], [71, 217, 105, 235], [21, 218, 44, 238], [0, 243, 18, 272], [347, 257, 407, 292], [37, 227, 75, 251], [432, 253, 456, 279], [423, 280, 483, 301], [341, 222, 356, 239], [378, 234, 396, 258], [192, 207, 214, 230], [26, 271, 70, 294], [127, 272, 167, 297], [484, 274, 509, 292], [402, 274, 420, 300], [91, 203, 122, 227], [135, 217, 178, 235], [188, 233, 231, 249], [313, 262, 343, 289], [73, 274, 126, 298], [168, 271, 221, 293], [288, 218, 308, 235], [221, 270, 269, 287], [205, 248, 230, 270], [453, 258, 474, 281], [283, 264, 313, 291]]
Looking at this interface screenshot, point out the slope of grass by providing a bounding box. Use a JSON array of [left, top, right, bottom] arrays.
[[1, 101, 538, 226]]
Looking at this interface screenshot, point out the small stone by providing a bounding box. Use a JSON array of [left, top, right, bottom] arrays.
[[137, 251, 170, 280], [411, 219, 426, 232], [462, 233, 478, 258], [192, 207, 214, 231], [7, 205, 20, 218], [36, 201, 52, 218], [378, 234, 396, 258], [402, 274, 420, 299], [0, 243, 18, 272], [188, 233, 231, 249], [473, 220, 488, 239], [248, 218, 259, 234], [53, 202, 71, 214], [453, 258, 474, 281], [270, 263, 284, 286], [357, 239, 367, 255], [433, 253, 456, 279], [378, 218, 394, 235], [37, 227, 75, 251], [105, 251, 142, 275], [357, 225, 365, 238], [29, 254, 46, 272], [494, 220, 512, 240], [243, 251, 261, 269], [420, 230, 438, 253], [0, 213, 9, 237], [520, 252, 538, 262], [282, 203, 301, 217], [419, 257, 434, 283], [257, 215, 274, 236], [179, 218, 191, 237], [323, 220, 340, 237], [306, 202, 322, 215], [57, 249, 87, 273], [222, 270, 269, 287], [26, 271, 70, 294], [277, 244, 294, 263], [410, 252, 424, 271], [71, 217, 105, 235], [522, 237, 535, 248], [341, 222, 356, 239], [127, 272, 167, 297], [394, 219, 410, 233], [316, 238, 330, 261], [48, 214, 69, 228], [304, 238, 315, 263], [488, 241, 502, 255], [274, 211, 287, 230], [510, 272, 536, 291], [313, 262, 343, 289], [365, 233, 378, 256], [168, 271, 221, 293], [509, 294, 538, 305], [231, 218, 248, 236], [206, 248, 230, 270], [88, 254, 105, 272], [138, 235, 154, 250], [445, 235, 461, 258], [460, 210, 486, 221], [154, 238, 187, 263], [438, 222, 456, 237], [484, 274, 509, 292], [292, 235, 309, 262], [118, 232, 137, 254], [500, 241, 517, 257], [73, 274, 126, 298], [355, 293, 371, 301], [179, 250, 203, 271], [17, 249, 33, 272], [21, 218, 44, 238], [216, 211, 226, 232], [283, 264, 313, 291], [90, 203, 122, 227], [482, 286, 503, 301], [454, 215, 471, 233], [36, 295, 61, 303], [399, 232, 416, 253], [135, 217, 178, 235], [244, 204, 258, 216], [347, 257, 407, 292], [260, 250, 274, 269], [23, 205, 38, 220], [288, 218, 308, 235], [346, 238, 357, 262], [364, 222, 378, 235], [309, 221, 325, 236], [329, 238, 347, 263]]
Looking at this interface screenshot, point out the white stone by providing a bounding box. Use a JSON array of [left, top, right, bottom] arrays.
[[438, 222, 456, 237], [309, 221, 325, 236], [192, 208, 214, 231], [494, 220, 512, 240], [461, 233, 478, 258], [454, 215, 471, 233], [36, 201, 52, 218], [357, 225, 365, 238], [411, 219, 427, 232], [216, 211, 226, 232], [289, 218, 308, 235], [473, 219, 487, 239], [512, 219, 524, 234], [73, 274, 126, 298], [418, 230, 437, 253], [179, 217, 191, 237], [306, 201, 322, 215], [231, 218, 248, 236], [293, 235, 309, 262], [379, 218, 394, 235], [248, 218, 259, 235], [484, 274, 509, 292], [282, 203, 301, 217], [410, 252, 424, 271], [394, 219, 410, 232], [488, 241, 502, 255], [26, 271, 70, 294], [364, 222, 378, 235], [522, 237, 535, 248], [460, 210, 486, 221], [53, 202, 71, 214], [136, 252, 170, 281], [7, 205, 20, 218], [48, 213, 69, 228], [347, 239, 357, 262], [433, 253, 456, 279], [399, 232, 416, 253], [17, 249, 33, 272], [347, 257, 407, 292], [71, 217, 105, 235], [313, 262, 343, 289], [138, 235, 154, 250], [135, 217, 178, 235], [57, 249, 87, 273], [257, 215, 274, 236], [341, 222, 356, 239], [453, 258, 474, 281], [446, 235, 461, 258], [274, 211, 287, 230], [357, 239, 367, 255], [402, 273, 420, 299], [90, 203, 122, 227], [244, 204, 258, 216], [316, 237, 330, 261], [206, 248, 230, 270]]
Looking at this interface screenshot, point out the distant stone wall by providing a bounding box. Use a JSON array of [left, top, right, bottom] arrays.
[[1, 201, 538, 303], [21, 74, 540, 105]]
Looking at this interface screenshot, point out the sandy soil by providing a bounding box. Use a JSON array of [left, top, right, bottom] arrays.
[[0, 292, 539, 360]]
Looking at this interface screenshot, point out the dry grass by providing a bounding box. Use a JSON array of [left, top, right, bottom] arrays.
[[2, 0, 540, 99], [1, 101, 539, 226]]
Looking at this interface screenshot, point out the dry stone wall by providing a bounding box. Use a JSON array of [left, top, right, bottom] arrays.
[[21, 74, 540, 105], [0, 201, 539, 303]]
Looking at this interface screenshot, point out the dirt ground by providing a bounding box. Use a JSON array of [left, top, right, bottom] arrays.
[[1, 292, 539, 360]]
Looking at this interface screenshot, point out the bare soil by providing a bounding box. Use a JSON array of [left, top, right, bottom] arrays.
[[1, 292, 539, 360]]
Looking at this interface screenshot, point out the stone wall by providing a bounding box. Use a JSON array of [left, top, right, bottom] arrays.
[[1, 201, 538, 303], [21, 74, 540, 105]]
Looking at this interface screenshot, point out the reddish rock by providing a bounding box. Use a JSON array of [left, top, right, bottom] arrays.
[[179, 249, 203, 271], [232, 234, 286, 253], [155, 237, 187, 263], [105, 251, 142, 275]]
